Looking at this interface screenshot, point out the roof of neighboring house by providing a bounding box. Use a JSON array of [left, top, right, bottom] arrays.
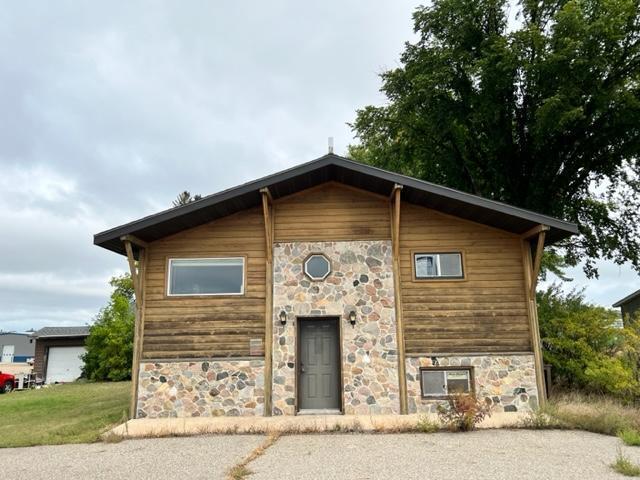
[[94, 153, 579, 257], [32, 326, 90, 339], [613, 289, 640, 308]]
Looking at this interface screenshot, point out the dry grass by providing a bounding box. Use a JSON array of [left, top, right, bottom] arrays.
[[545, 392, 640, 436], [226, 433, 280, 480]]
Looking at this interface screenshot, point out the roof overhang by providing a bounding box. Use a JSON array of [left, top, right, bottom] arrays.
[[613, 289, 640, 308], [94, 154, 579, 257], [33, 334, 89, 339]]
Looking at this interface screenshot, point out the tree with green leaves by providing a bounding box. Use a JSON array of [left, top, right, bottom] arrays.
[[537, 285, 640, 399], [82, 274, 135, 381], [350, 0, 640, 277], [172, 191, 202, 207]]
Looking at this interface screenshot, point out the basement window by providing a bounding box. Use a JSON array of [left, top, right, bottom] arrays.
[[420, 367, 472, 398], [167, 258, 244, 296], [414, 252, 463, 279]]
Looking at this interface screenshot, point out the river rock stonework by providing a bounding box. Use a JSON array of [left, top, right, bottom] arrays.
[[137, 359, 264, 418], [272, 241, 400, 415], [406, 354, 538, 414]]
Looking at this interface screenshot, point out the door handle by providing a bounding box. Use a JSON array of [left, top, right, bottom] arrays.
[[300, 363, 305, 373]]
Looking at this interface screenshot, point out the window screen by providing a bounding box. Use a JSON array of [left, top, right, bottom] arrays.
[[414, 252, 463, 279], [168, 258, 244, 295], [420, 368, 472, 397]]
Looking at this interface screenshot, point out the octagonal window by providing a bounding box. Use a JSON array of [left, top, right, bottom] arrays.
[[304, 254, 331, 281]]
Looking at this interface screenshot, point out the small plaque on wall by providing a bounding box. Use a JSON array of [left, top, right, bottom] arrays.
[[250, 338, 264, 356]]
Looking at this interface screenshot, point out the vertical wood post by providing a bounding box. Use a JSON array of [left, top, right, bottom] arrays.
[[261, 188, 274, 416], [390, 185, 408, 414], [123, 239, 146, 419], [521, 232, 547, 407]]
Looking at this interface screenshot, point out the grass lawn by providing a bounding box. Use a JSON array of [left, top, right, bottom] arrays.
[[0, 381, 130, 448]]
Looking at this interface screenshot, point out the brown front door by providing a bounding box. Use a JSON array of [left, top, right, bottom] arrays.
[[298, 318, 341, 411]]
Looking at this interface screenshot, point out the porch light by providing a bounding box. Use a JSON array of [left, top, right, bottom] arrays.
[[348, 310, 357, 327], [279, 310, 287, 326]]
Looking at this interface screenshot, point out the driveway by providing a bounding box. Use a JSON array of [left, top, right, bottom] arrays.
[[1, 435, 263, 480], [2, 430, 639, 480], [251, 430, 640, 480]]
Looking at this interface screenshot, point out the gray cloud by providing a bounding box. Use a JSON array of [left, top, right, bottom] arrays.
[[0, 1, 635, 331]]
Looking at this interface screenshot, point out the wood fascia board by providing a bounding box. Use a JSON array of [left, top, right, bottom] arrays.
[[520, 224, 550, 240], [521, 239, 547, 406], [260, 190, 273, 262], [530, 230, 547, 297], [120, 234, 149, 249], [390, 185, 408, 414], [259, 186, 274, 204], [389, 183, 403, 200], [129, 246, 147, 418], [260, 186, 274, 416], [123, 240, 141, 303]]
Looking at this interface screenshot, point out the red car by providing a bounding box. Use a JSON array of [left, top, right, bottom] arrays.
[[0, 372, 15, 393]]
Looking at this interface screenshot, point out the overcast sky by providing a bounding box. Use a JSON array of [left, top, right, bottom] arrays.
[[0, 2, 637, 332]]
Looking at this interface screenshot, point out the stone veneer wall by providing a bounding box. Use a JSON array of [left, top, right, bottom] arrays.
[[137, 359, 264, 418], [406, 354, 538, 414], [272, 241, 400, 415]]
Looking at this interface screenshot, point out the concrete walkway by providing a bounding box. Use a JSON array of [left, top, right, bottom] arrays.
[[108, 412, 526, 438], [2, 430, 639, 480]]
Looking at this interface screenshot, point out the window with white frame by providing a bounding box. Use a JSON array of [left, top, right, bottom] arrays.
[[414, 252, 463, 279], [167, 258, 244, 296], [420, 368, 472, 397]]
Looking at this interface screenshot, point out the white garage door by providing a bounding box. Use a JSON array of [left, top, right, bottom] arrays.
[[46, 346, 86, 384]]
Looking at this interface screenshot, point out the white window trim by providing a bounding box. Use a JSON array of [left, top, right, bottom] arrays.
[[420, 368, 472, 397], [414, 252, 464, 279], [303, 254, 331, 281], [166, 257, 245, 297]]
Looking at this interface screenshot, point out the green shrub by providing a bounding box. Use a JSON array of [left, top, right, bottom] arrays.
[[611, 450, 640, 477], [620, 429, 640, 447], [437, 394, 491, 432]]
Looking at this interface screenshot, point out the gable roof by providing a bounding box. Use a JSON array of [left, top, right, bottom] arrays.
[[94, 153, 579, 257], [613, 289, 640, 308], [32, 326, 90, 339]]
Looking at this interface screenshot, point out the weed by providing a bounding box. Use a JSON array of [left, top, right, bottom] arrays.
[[518, 407, 564, 430], [619, 429, 640, 447], [611, 450, 640, 477], [226, 433, 280, 480], [416, 415, 439, 433], [437, 394, 491, 432], [228, 465, 252, 480]]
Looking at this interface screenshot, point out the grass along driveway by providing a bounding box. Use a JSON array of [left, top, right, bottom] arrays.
[[0, 381, 130, 448]]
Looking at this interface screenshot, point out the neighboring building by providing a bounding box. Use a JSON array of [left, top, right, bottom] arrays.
[[32, 327, 90, 383], [94, 153, 578, 419], [0, 332, 35, 363], [613, 289, 640, 325]]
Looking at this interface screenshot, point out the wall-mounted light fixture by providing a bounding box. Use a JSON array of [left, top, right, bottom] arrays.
[[279, 310, 287, 326], [348, 310, 357, 327]]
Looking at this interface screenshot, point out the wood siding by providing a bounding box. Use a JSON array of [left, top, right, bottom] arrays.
[[139, 182, 532, 360], [141, 207, 266, 360], [399, 203, 532, 354], [273, 182, 391, 242]]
